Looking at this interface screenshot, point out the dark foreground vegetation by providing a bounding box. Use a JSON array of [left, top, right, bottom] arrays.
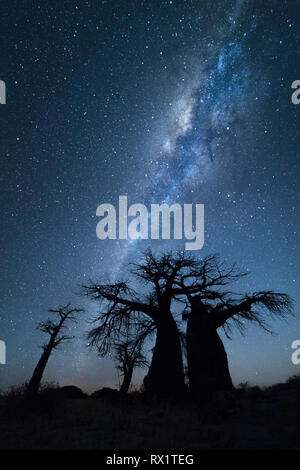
[[1, 376, 300, 450]]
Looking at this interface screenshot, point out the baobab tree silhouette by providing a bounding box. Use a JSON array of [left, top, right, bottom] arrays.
[[176, 255, 294, 401], [84, 251, 293, 399], [113, 336, 149, 395], [23, 304, 83, 402], [83, 251, 196, 397], [87, 305, 154, 395]]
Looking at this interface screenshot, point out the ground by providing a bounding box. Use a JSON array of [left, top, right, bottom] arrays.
[[0, 378, 300, 450]]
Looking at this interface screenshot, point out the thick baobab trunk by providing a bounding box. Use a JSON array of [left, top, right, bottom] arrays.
[[120, 365, 133, 395], [143, 313, 185, 397], [187, 308, 233, 402], [24, 344, 52, 400]]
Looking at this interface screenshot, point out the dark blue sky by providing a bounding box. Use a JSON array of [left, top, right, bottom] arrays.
[[0, 0, 300, 393]]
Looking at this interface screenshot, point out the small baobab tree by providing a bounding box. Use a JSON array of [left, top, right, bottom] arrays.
[[113, 337, 149, 394], [24, 304, 83, 401], [87, 299, 155, 393]]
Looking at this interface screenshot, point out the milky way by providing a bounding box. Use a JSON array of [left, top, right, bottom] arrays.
[[112, 4, 264, 273]]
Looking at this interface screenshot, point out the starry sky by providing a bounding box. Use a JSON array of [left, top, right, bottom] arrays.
[[0, 0, 300, 393]]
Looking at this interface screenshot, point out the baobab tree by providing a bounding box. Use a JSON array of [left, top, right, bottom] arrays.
[[87, 307, 154, 394], [113, 337, 149, 394], [176, 256, 294, 401], [185, 297, 234, 399], [84, 251, 201, 396], [23, 304, 83, 401]]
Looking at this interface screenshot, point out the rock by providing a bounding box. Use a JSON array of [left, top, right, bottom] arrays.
[[90, 387, 120, 402], [40, 385, 87, 400], [56, 386, 87, 400]]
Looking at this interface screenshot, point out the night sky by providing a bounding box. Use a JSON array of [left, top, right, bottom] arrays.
[[1, 0, 300, 393]]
